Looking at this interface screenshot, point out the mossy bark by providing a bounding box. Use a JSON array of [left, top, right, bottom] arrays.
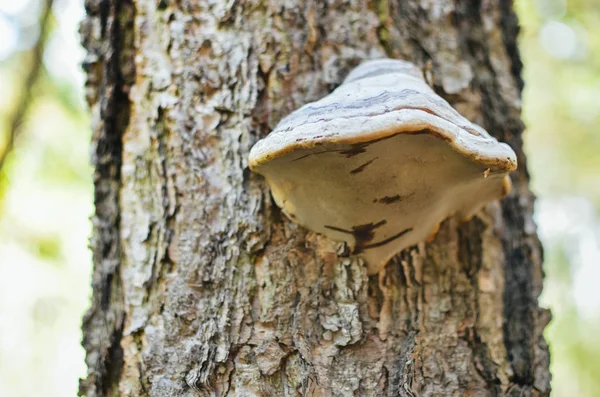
[[80, 0, 550, 396]]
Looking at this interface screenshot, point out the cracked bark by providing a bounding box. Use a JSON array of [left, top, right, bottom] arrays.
[[79, 0, 550, 396]]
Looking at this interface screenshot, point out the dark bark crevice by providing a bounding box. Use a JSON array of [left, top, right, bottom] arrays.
[[452, 2, 548, 393], [79, 0, 136, 395]]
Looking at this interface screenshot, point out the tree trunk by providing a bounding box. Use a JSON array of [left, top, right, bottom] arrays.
[[79, 0, 550, 396]]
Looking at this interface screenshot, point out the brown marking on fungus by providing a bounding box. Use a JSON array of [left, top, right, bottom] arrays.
[[290, 128, 455, 163], [352, 220, 387, 246], [410, 128, 453, 142], [340, 143, 369, 157], [325, 220, 387, 252], [292, 143, 372, 160], [350, 157, 378, 174], [373, 191, 415, 204], [292, 149, 341, 162], [323, 225, 353, 234], [292, 153, 315, 162], [363, 227, 413, 250], [373, 194, 401, 204], [340, 131, 414, 158]]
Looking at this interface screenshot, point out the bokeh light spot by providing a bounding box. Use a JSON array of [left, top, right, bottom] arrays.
[[0, 14, 18, 60]]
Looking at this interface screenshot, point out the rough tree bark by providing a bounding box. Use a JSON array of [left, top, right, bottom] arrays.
[[79, 0, 550, 396]]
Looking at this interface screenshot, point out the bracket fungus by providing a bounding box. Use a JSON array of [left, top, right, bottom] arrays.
[[249, 59, 517, 274]]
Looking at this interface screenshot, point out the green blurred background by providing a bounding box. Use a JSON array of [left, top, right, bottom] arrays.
[[0, 0, 598, 396]]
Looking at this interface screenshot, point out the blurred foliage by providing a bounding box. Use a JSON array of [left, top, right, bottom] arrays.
[[517, 0, 600, 396], [0, 1, 91, 397], [0, 0, 598, 396], [519, 0, 600, 204]]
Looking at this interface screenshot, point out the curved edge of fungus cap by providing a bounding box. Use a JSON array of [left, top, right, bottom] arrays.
[[249, 58, 517, 274]]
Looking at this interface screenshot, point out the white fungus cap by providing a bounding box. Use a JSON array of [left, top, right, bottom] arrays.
[[249, 59, 517, 274]]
